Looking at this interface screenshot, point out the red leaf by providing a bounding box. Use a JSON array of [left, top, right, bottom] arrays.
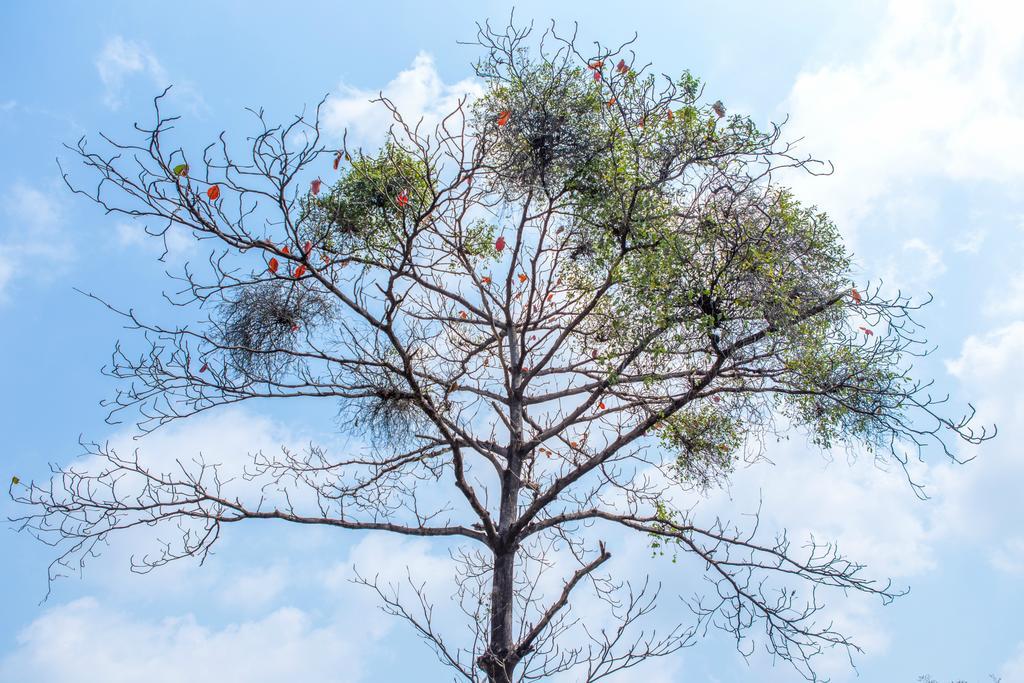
[[598, 401, 606, 410], [293, 265, 307, 278], [616, 59, 628, 74], [397, 189, 409, 207], [522, 366, 530, 373], [290, 323, 299, 332], [588, 60, 604, 70], [547, 293, 554, 301], [303, 240, 313, 256], [712, 395, 721, 403], [593, 70, 602, 81], [495, 236, 506, 252], [199, 363, 208, 373], [851, 288, 862, 304], [518, 273, 528, 283], [311, 179, 322, 196], [281, 246, 290, 255], [497, 110, 510, 126], [459, 311, 468, 319], [570, 441, 579, 448], [859, 326, 874, 336], [333, 151, 342, 170], [481, 276, 491, 285], [206, 184, 221, 201], [268, 258, 279, 274]]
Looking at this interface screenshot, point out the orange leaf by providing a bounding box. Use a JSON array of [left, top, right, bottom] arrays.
[[521, 366, 530, 373], [268, 258, 279, 274], [547, 293, 554, 301], [397, 189, 409, 207], [459, 311, 468, 319], [616, 59, 628, 74], [598, 401, 606, 410], [333, 151, 343, 170], [281, 246, 290, 255], [570, 441, 579, 448], [518, 273, 528, 283], [666, 109, 674, 121], [607, 97, 616, 107], [497, 110, 510, 126], [311, 179, 322, 195], [851, 288, 862, 304], [588, 60, 604, 70], [206, 184, 221, 201], [293, 265, 307, 278], [303, 240, 313, 256], [481, 276, 491, 285]]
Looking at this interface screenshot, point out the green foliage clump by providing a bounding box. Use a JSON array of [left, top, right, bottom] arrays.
[[658, 405, 743, 488], [299, 144, 434, 259]]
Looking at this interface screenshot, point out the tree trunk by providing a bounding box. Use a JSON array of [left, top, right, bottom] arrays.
[[481, 333, 525, 682], [482, 545, 517, 682]]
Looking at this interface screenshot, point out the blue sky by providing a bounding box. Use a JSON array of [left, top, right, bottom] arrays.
[[1, 1, 1023, 681]]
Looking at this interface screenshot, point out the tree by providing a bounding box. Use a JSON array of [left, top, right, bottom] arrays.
[[11, 19, 992, 683]]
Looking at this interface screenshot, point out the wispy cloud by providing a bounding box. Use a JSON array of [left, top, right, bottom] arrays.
[[95, 36, 204, 113], [0, 182, 73, 301]]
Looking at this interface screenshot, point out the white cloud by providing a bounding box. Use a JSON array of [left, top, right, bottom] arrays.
[[879, 237, 948, 293], [114, 220, 195, 259], [933, 323, 1024, 573], [952, 226, 987, 254], [218, 565, 289, 610], [323, 52, 483, 148], [0, 598, 364, 683], [991, 537, 1024, 575], [0, 182, 73, 301], [1002, 642, 1024, 683], [984, 271, 1024, 318], [784, 0, 1024, 245], [95, 37, 203, 112]]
